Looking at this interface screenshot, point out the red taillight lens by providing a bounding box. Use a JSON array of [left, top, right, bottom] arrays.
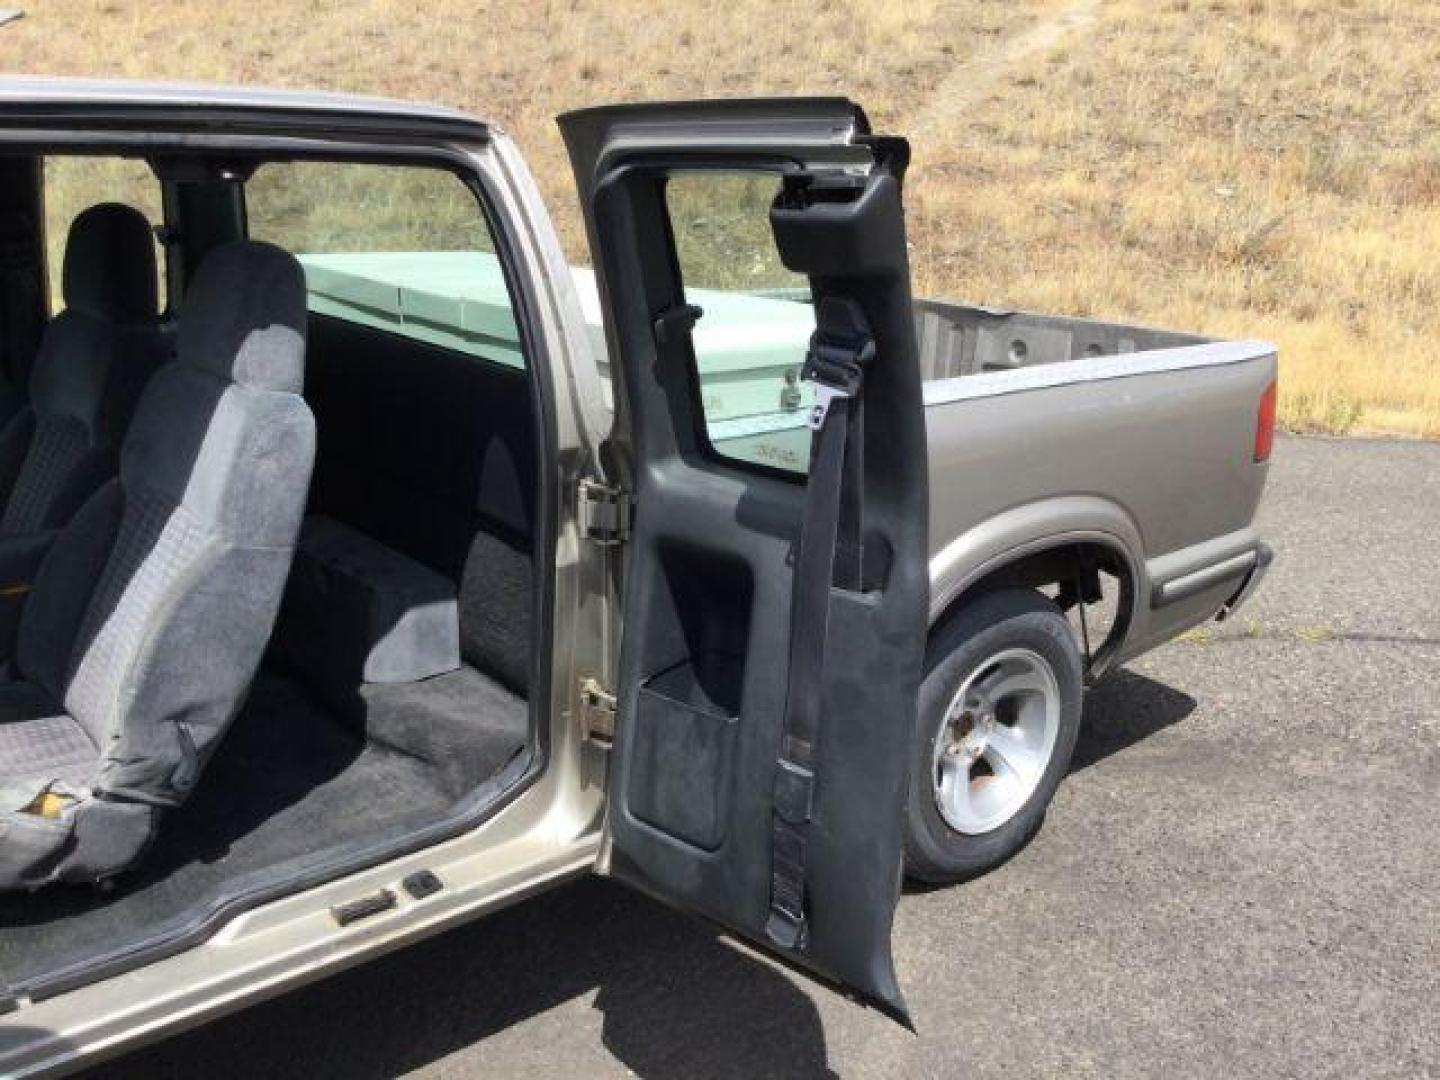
[[1254, 379, 1277, 463]]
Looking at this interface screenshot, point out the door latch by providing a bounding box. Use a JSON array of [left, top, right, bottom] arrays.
[[578, 675, 617, 745], [578, 478, 630, 546]]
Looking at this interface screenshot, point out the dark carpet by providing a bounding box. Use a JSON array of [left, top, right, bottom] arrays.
[[0, 665, 527, 988]]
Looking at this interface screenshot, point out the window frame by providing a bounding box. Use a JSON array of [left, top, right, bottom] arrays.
[[241, 156, 524, 370], [659, 166, 815, 485], [0, 126, 564, 1005]]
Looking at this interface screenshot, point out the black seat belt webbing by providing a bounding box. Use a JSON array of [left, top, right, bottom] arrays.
[[765, 297, 874, 951]]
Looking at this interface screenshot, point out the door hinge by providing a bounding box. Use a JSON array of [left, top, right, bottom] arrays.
[[578, 675, 617, 745], [579, 478, 630, 546]]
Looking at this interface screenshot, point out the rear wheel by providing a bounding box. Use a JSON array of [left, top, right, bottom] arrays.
[[903, 588, 1083, 884]]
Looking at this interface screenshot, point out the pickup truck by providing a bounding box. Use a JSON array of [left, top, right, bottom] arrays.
[[0, 79, 1275, 1075]]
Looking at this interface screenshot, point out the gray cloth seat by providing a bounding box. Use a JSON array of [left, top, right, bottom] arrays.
[[0, 241, 315, 890], [0, 683, 93, 789], [0, 203, 166, 537]]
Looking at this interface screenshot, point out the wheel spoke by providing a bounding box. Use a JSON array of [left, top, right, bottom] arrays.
[[969, 766, 1023, 822], [974, 660, 1052, 705], [983, 724, 1046, 787], [936, 754, 976, 828]]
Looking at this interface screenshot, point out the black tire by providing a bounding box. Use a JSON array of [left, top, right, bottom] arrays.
[[903, 587, 1083, 885]]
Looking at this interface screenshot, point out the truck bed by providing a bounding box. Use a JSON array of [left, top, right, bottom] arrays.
[[297, 253, 1276, 668]]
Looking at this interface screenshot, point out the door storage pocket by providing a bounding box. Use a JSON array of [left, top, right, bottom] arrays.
[[627, 653, 741, 852]]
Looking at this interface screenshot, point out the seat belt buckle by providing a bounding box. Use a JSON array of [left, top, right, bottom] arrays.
[[773, 758, 815, 824], [802, 334, 875, 430], [807, 382, 848, 430], [765, 905, 808, 951]]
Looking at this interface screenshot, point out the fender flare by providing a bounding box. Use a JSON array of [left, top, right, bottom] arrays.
[[928, 496, 1146, 672]]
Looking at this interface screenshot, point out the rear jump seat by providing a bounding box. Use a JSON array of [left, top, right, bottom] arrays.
[[271, 514, 462, 709], [256, 313, 536, 794]]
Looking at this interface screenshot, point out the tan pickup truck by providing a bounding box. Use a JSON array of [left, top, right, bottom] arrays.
[[0, 79, 1274, 1075]]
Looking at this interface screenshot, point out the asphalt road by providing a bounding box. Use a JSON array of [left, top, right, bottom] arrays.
[[83, 435, 1439, 1080]]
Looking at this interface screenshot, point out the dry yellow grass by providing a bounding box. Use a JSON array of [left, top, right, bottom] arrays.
[[908, 0, 1440, 436], [3, 0, 1438, 435]]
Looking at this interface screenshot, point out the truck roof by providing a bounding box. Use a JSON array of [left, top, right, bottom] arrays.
[[0, 75, 492, 140]]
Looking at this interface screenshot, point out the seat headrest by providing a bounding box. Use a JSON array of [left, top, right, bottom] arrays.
[[178, 241, 307, 394], [62, 203, 158, 324]]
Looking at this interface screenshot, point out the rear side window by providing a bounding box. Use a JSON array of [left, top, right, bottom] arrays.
[[664, 171, 816, 475], [42, 156, 166, 315], [245, 162, 523, 368]]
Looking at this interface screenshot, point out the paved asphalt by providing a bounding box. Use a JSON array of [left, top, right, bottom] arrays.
[[84, 435, 1439, 1080]]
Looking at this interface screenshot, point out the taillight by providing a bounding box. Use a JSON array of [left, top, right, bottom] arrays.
[[1254, 379, 1277, 463]]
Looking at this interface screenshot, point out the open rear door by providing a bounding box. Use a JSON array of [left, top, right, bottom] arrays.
[[562, 99, 929, 1022]]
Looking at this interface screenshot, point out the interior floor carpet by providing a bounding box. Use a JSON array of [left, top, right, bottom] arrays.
[[0, 665, 527, 988]]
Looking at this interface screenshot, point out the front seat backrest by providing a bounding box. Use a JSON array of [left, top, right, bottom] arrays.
[[18, 241, 314, 828], [0, 203, 164, 535]]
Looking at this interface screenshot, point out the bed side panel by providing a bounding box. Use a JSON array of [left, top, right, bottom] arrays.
[[926, 344, 1277, 656]]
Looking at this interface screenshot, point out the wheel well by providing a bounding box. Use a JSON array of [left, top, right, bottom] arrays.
[[931, 542, 1136, 680]]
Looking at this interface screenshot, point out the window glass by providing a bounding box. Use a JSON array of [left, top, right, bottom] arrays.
[[245, 162, 523, 367], [42, 156, 166, 314], [665, 172, 815, 474]]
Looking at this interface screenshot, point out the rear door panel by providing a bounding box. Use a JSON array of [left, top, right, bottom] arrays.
[[562, 102, 928, 1018]]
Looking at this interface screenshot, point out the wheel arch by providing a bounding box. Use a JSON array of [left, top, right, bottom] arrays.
[[927, 497, 1145, 679]]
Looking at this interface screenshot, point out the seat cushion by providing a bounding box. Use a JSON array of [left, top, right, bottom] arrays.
[[0, 681, 96, 789], [0, 681, 100, 889]]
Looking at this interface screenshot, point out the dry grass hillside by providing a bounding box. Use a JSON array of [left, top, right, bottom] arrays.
[[3, 0, 1438, 435]]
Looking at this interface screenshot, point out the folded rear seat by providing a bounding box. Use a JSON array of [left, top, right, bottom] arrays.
[[272, 515, 462, 711]]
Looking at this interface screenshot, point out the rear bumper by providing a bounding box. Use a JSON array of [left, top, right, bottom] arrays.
[[1215, 541, 1274, 621]]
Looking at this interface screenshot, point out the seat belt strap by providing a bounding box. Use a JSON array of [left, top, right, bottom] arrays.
[[765, 297, 874, 951]]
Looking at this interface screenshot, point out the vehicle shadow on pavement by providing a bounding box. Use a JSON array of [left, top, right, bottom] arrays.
[[79, 876, 837, 1080], [1070, 668, 1196, 773]]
